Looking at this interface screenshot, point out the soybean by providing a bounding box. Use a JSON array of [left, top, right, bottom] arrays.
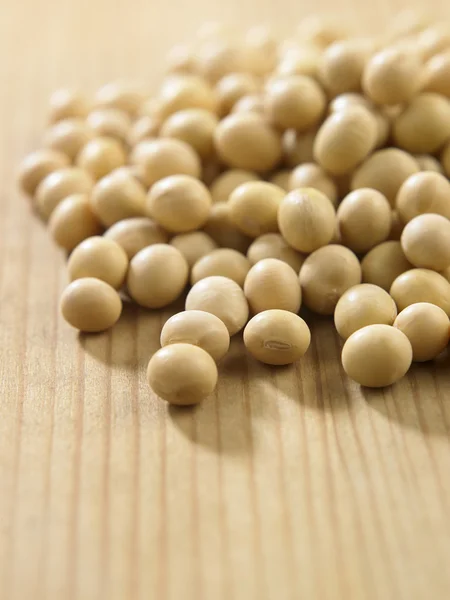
[[147, 344, 218, 405], [299, 245, 361, 315], [342, 324, 412, 387], [244, 310, 311, 365], [185, 276, 249, 335], [394, 302, 450, 361], [60, 278, 122, 332], [334, 283, 398, 340], [160, 311, 230, 361], [127, 244, 189, 308]]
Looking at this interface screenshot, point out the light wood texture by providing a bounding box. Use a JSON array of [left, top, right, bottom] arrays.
[[1, 1, 450, 598]]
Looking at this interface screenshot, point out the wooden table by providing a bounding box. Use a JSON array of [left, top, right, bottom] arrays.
[[1, 0, 450, 598]]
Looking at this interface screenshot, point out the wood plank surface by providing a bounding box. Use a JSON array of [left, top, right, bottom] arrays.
[[1, 0, 450, 598]]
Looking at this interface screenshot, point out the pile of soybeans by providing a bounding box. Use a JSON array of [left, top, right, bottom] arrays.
[[18, 11, 450, 404]]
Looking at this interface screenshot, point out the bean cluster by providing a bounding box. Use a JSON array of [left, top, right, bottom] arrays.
[[18, 11, 450, 404]]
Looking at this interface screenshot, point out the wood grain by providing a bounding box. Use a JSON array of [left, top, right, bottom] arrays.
[[1, 0, 450, 598]]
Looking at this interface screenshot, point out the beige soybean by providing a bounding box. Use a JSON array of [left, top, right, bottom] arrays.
[[160, 310, 230, 362], [210, 169, 260, 203], [278, 188, 336, 253], [76, 136, 127, 181], [160, 108, 218, 160], [282, 128, 316, 167], [87, 108, 131, 144], [49, 89, 90, 123], [191, 248, 250, 287], [130, 138, 201, 187], [95, 81, 146, 116], [228, 181, 284, 238], [390, 268, 450, 316], [243, 310, 311, 365], [247, 233, 305, 273], [334, 283, 398, 340], [203, 202, 252, 253], [60, 277, 122, 332], [36, 167, 93, 221], [185, 276, 249, 335], [128, 116, 161, 146], [400, 213, 450, 271], [158, 75, 217, 118], [67, 236, 128, 289], [423, 52, 450, 97], [442, 142, 450, 177], [170, 231, 218, 267], [362, 48, 422, 105], [265, 75, 326, 132], [342, 324, 413, 388], [319, 40, 368, 96], [351, 148, 420, 207], [127, 244, 188, 309], [289, 163, 338, 205], [146, 174, 211, 233], [397, 172, 450, 224], [299, 245, 362, 315], [44, 118, 93, 161], [90, 168, 146, 227], [214, 113, 282, 172], [216, 73, 259, 116], [314, 106, 378, 175], [244, 258, 301, 314], [147, 344, 218, 405], [393, 93, 450, 154], [337, 188, 392, 253], [49, 193, 102, 252], [329, 95, 391, 149], [104, 217, 169, 259], [18, 149, 70, 197], [361, 241, 412, 291], [394, 302, 450, 361]]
